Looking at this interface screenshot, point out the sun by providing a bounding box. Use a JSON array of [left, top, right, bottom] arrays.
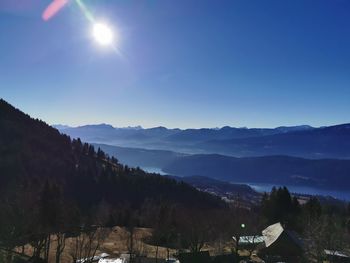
[[92, 22, 114, 46]]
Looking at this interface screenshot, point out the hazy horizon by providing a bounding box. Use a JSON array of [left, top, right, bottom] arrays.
[[52, 121, 329, 130]]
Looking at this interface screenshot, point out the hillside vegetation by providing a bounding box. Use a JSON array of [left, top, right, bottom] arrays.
[[0, 99, 225, 262]]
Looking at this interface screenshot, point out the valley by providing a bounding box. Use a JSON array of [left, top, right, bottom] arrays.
[[82, 142, 350, 201]]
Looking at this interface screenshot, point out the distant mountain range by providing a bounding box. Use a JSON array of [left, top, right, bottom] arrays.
[[92, 143, 350, 191], [54, 123, 350, 194], [54, 123, 350, 159], [198, 124, 350, 159]]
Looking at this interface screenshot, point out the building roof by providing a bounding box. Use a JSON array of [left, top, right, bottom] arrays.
[[238, 235, 265, 245], [324, 250, 350, 258], [261, 222, 303, 249], [259, 222, 304, 259], [98, 259, 124, 263], [262, 222, 284, 247]]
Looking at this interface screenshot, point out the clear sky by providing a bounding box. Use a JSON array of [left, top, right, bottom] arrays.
[[1, 0, 350, 128]]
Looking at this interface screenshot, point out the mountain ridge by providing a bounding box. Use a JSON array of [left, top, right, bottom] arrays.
[[55, 122, 350, 158], [53, 123, 316, 132]]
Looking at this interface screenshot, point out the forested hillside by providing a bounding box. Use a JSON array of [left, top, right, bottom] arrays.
[[0, 99, 225, 262], [0, 99, 223, 208]]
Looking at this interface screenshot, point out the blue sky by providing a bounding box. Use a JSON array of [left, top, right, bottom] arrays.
[[1, 0, 350, 128]]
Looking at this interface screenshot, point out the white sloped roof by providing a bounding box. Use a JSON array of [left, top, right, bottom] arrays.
[[324, 250, 350, 258], [262, 222, 284, 247], [238, 235, 265, 244], [98, 259, 125, 263]]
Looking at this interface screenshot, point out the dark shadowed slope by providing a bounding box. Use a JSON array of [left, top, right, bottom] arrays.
[[162, 154, 350, 190], [167, 175, 260, 200], [93, 143, 186, 168], [0, 99, 224, 210]]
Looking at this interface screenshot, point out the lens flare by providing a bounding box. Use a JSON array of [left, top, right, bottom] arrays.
[[92, 23, 114, 46], [42, 0, 120, 54], [42, 0, 69, 21], [75, 0, 94, 22]]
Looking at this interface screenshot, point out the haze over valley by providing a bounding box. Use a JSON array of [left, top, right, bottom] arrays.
[[55, 123, 350, 200]]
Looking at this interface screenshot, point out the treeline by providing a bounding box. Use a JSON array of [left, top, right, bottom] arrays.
[[260, 187, 350, 262], [141, 187, 350, 263]]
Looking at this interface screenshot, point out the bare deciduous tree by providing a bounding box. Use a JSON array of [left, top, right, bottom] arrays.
[[55, 232, 66, 263], [69, 227, 110, 263]]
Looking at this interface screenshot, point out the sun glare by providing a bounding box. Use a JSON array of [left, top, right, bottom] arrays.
[[92, 22, 114, 46]]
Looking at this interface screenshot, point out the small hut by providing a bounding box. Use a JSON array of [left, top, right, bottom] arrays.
[[258, 222, 303, 262]]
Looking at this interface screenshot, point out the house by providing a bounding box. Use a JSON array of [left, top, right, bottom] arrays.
[[324, 249, 350, 263], [258, 222, 304, 262], [238, 235, 265, 246]]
